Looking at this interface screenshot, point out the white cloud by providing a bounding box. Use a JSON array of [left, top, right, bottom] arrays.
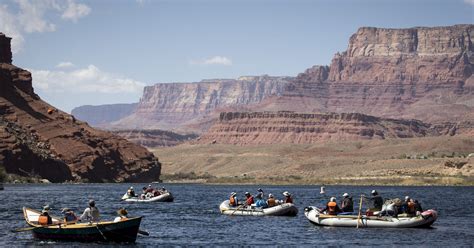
[[61, 0, 91, 22], [464, 0, 474, 5], [56, 61, 75, 68], [189, 56, 233, 66], [0, 0, 91, 53], [31, 65, 146, 94]]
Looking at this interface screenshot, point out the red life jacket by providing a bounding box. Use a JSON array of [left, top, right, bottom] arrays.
[[285, 197, 293, 204], [246, 196, 254, 205], [328, 202, 337, 215]]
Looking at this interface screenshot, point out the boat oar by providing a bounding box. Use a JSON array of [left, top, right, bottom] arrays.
[[230, 204, 245, 216], [138, 229, 150, 236], [357, 195, 363, 228]]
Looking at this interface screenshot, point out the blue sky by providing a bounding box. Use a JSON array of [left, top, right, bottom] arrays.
[[1, 0, 473, 112]]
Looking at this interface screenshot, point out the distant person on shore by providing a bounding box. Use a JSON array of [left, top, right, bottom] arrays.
[[114, 208, 128, 222], [363, 190, 383, 212], [244, 192, 255, 206], [340, 193, 354, 212], [229, 192, 239, 207], [38, 205, 53, 225], [255, 193, 268, 208], [61, 208, 78, 223], [321, 197, 342, 215], [283, 191, 293, 204], [267, 193, 277, 207], [80, 200, 100, 222]]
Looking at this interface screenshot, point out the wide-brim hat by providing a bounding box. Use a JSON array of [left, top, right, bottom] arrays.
[[343, 193, 349, 197], [245, 192, 250, 196], [283, 191, 290, 196], [117, 208, 128, 216], [268, 193, 273, 198], [42, 205, 51, 213], [231, 192, 237, 197]]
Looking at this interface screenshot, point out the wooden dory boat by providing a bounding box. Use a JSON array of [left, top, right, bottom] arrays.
[[219, 200, 298, 216], [304, 206, 438, 228], [23, 207, 142, 242]]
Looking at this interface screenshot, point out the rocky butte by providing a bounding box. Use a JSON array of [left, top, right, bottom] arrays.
[[0, 33, 161, 182]]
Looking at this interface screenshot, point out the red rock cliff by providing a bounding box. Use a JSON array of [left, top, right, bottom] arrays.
[[0, 33, 161, 182]]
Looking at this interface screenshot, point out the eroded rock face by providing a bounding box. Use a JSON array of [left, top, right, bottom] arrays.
[[112, 129, 198, 148], [196, 111, 439, 145], [0, 34, 161, 182], [114, 76, 291, 130]]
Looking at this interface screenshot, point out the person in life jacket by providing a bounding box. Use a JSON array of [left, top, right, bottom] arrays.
[[255, 193, 268, 208], [244, 192, 254, 206], [283, 191, 293, 204], [80, 200, 100, 222], [340, 193, 354, 212], [114, 208, 128, 222], [267, 193, 277, 207], [363, 190, 383, 211], [61, 208, 78, 223], [321, 197, 342, 215], [229, 192, 239, 207], [127, 187, 136, 197], [38, 205, 53, 225]]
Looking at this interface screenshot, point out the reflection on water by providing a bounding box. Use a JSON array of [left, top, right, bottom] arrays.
[[1, 184, 473, 246]]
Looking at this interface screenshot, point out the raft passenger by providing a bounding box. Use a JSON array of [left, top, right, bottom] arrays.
[[80, 200, 100, 222], [321, 197, 342, 215], [340, 193, 354, 212], [267, 193, 277, 207], [38, 205, 53, 225], [255, 193, 268, 208], [127, 187, 136, 197], [283, 191, 293, 204], [244, 192, 254, 206], [113, 208, 128, 222], [229, 192, 239, 207], [363, 190, 383, 211], [61, 208, 78, 223]]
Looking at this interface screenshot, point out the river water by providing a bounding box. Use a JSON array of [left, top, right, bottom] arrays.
[[1, 184, 473, 247]]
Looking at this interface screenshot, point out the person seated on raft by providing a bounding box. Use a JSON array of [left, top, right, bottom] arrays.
[[229, 192, 239, 207], [363, 190, 383, 212], [267, 193, 278, 207], [127, 186, 136, 197], [340, 193, 354, 213], [38, 205, 53, 225], [114, 208, 128, 222], [80, 200, 100, 223], [244, 192, 255, 206], [321, 197, 342, 215], [283, 191, 293, 204], [61, 208, 78, 223], [255, 193, 268, 208], [400, 196, 419, 216]]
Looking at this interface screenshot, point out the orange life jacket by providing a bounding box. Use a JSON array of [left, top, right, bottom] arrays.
[[229, 196, 236, 206], [38, 215, 49, 225], [267, 198, 276, 207], [328, 202, 337, 215]]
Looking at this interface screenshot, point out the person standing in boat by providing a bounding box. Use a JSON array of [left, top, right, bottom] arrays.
[[321, 197, 342, 215], [80, 200, 100, 222], [38, 205, 53, 225], [267, 193, 277, 207], [244, 192, 254, 206], [283, 191, 293, 204], [229, 192, 239, 207], [340, 193, 354, 212], [255, 193, 268, 208], [363, 190, 383, 212]]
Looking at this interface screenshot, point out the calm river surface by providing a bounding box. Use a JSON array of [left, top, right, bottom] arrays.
[[1, 184, 473, 247]]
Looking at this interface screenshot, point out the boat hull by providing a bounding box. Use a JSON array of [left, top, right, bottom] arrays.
[[122, 192, 174, 202], [219, 200, 298, 216], [23, 207, 142, 243], [304, 206, 437, 228]]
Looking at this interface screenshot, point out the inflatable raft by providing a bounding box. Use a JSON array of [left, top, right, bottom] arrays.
[[219, 200, 298, 216], [304, 206, 437, 228], [122, 192, 174, 202]]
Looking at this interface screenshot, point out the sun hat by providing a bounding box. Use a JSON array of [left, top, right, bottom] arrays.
[[245, 192, 250, 195], [42, 205, 51, 213], [268, 193, 273, 198], [330, 197, 336, 202], [88, 199, 95, 207], [117, 208, 128, 216], [231, 192, 237, 196], [343, 193, 349, 197], [283, 191, 290, 196], [371, 190, 377, 195]]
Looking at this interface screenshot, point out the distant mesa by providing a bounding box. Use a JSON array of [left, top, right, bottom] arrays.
[[74, 24, 473, 145], [0, 33, 161, 182]]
